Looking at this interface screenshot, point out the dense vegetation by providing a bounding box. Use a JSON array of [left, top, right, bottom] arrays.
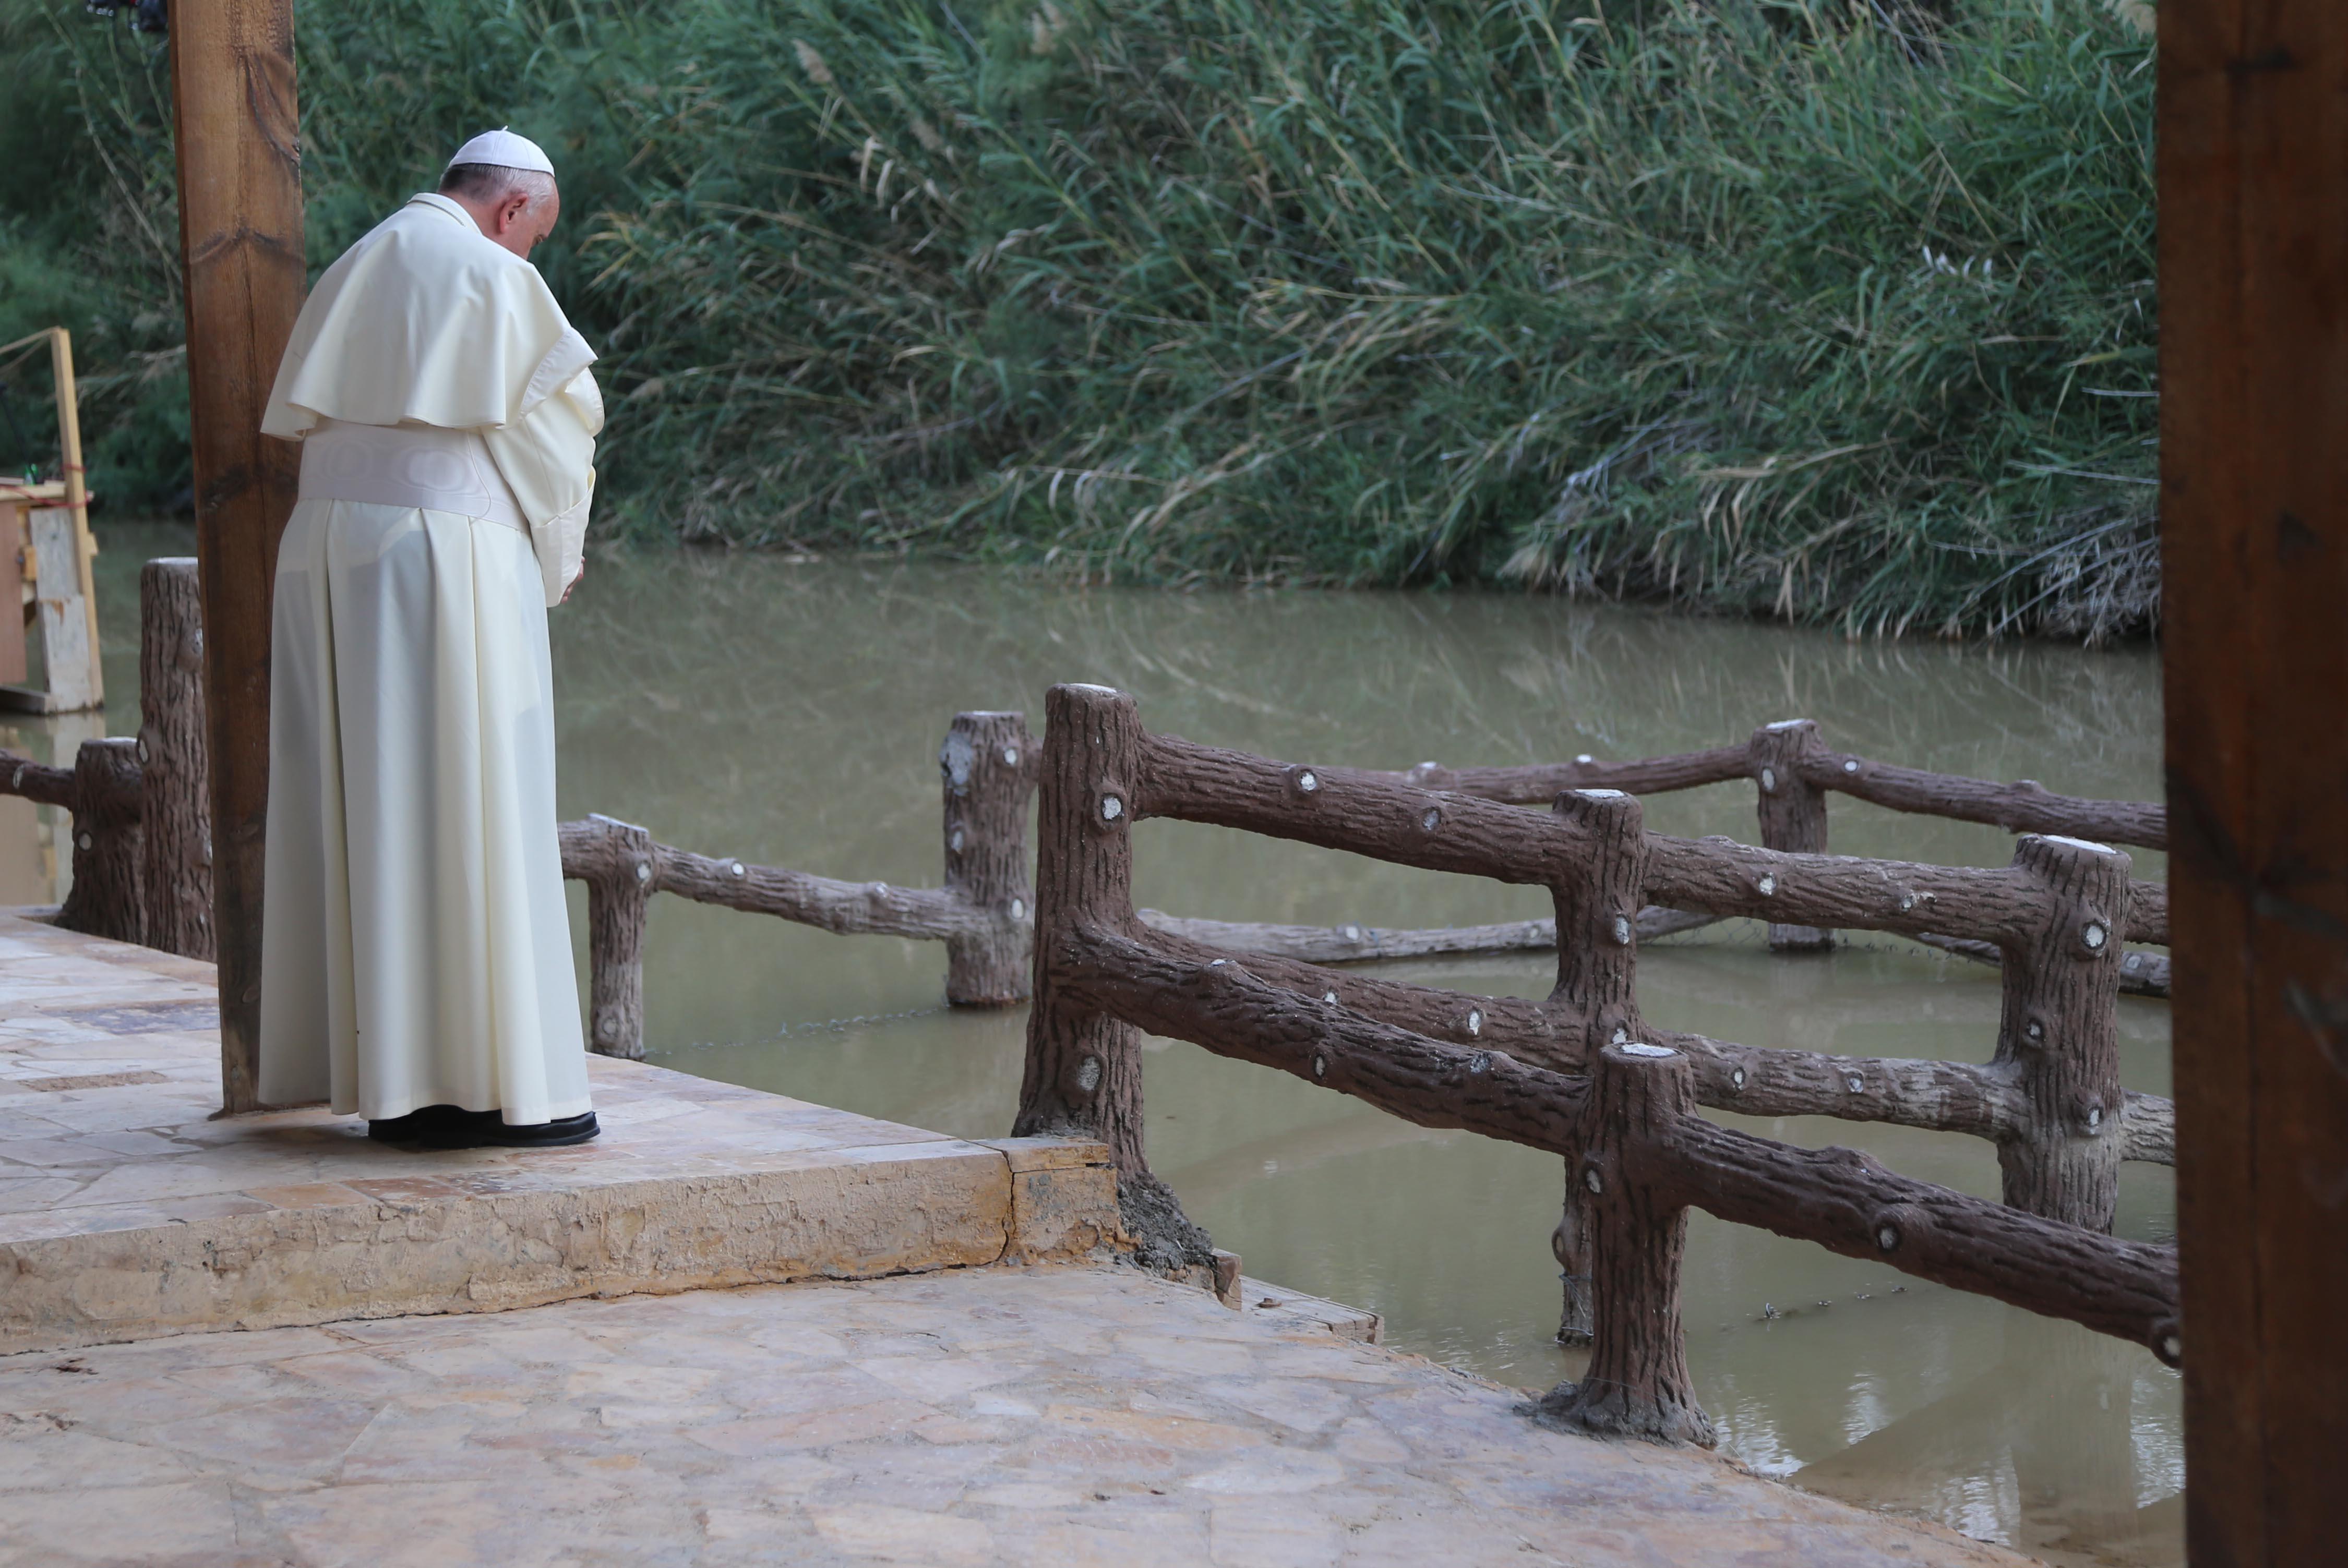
[[1, 0, 2158, 637]]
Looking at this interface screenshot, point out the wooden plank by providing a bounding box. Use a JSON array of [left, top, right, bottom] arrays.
[[2158, 2, 2348, 1561], [24, 510, 92, 712], [168, 0, 304, 1113], [47, 328, 102, 709], [0, 501, 27, 687]]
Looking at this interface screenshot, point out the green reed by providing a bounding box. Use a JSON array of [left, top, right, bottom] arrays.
[[3, 0, 2158, 637]]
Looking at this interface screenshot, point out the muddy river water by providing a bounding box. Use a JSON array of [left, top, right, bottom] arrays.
[[29, 524, 2177, 1565]]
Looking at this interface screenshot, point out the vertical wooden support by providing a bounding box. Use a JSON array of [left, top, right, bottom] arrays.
[[1539, 1041, 1713, 1446], [55, 739, 143, 945], [26, 510, 97, 712], [1749, 719, 1832, 951], [1993, 834, 2129, 1231], [1014, 684, 1215, 1271], [170, 0, 305, 1112], [139, 560, 213, 960], [49, 329, 101, 707], [2159, 3, 2348, 1557], [939, 710, 1035, 1005], [1013, 684, 1147, 1170], [1548, 787, 1648, 1346], [581, 814, 653, 1059]]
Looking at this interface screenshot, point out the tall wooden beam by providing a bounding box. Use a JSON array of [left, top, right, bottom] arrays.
[[169, 0, 303, 1112], [2159, 3, 2348, 1562]]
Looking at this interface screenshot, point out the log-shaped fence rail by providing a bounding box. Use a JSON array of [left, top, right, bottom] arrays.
[[1011, 684, 2181, 1444], [1386, 719, 2166, 850], [560, 710, 1038, 1057]]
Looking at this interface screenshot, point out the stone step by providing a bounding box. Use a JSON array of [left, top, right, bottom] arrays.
[[0, 911, 1120, 1356]]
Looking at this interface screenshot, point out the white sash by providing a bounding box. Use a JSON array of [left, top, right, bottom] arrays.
[[297, 419, 526, 532]]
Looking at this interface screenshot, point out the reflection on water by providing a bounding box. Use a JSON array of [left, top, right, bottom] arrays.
[[66, 523, 2177, 1564]]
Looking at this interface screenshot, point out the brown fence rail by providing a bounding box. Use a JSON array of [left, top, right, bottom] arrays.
[[1010, 683, 2179, 1444], [1384, 718, 2166, 851]]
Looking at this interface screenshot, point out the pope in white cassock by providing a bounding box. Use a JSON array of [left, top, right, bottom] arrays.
[[256, 130, 602, 1148]]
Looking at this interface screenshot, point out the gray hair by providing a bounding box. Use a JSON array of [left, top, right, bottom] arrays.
[[438, 162, 557, 209]]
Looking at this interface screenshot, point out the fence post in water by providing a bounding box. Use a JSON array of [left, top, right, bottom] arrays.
[[577, 814, 654, 1060], [939, 710, 1035, 1006], [1540, 1040, 1714, 1446], [1013, 684, 1148, 1175], [139, 560, 214, 960], [55, 739, 145, 947], [1748, 720, 1834, 952], [1548, 787, 1649, 1347], [1994, 834, 2129, 1231]]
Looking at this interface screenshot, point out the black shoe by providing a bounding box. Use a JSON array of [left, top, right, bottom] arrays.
[[368, 1104, 468, 1143], [420, 1111, 600, 1150]]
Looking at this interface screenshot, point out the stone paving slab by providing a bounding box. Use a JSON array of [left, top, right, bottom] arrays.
[[0, 1264, 2023, 1568], [0, 911, 1118, 1355]]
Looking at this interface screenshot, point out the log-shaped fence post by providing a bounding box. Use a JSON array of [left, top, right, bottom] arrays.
[[1539, 1040, 1714, 1446], [1014, 685, 1147, 1168], [939, 710, 1035, 1005], [138, 559, 213, 960], [1014, 684, 1213, 1270], [576, 814, 654, 1059], [55, 738, 144, 946], [1549, 787, 1648, 1346], [1749, 719, 1834, 952], [1995, 834, 2130, 1230]]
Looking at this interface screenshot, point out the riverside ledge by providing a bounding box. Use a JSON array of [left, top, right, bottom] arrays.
[[0, 909, 1117, 1356], [0, 910, 2024, 1564]]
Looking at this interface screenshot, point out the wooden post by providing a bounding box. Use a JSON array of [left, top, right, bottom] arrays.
[[1749, 719, 1832, 951], [2159, 2, 2348, 1558], [1013, 684, 1211, 1270], [1548, 787, 1648, 1347], [139, 560, 213, 960], [1537, 1040, 1713, 1446], [579, 814, 653, 1059], [55, 738, 143, 946], [1993, 834, 2129, 1231], [1013, 684, 1147, 1168], [939, 710, 1035, 1005], [170, 0, 305, 1112], [49, 329, 100, 707]]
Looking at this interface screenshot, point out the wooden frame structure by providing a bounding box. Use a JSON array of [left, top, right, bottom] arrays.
[[0, 328, 105, 714]]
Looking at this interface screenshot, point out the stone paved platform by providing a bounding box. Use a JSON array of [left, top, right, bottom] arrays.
[[0, 911, 1117, 1355], [0, 1264, 2023, 1567]]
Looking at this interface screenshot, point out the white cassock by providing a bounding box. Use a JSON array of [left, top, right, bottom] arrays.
[[255, 191, 600, 1125]]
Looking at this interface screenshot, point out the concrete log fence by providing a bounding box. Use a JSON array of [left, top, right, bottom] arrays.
[[0, 561, 212, 956], [556, 712, 1038, 1059], [1016, 683, 2182, 1444], [139, 560, 213, 959]]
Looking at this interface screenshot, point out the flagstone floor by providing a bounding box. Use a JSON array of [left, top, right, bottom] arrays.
[[0, 909, 2024, 1565], [0, 1264, 2024, 1568]]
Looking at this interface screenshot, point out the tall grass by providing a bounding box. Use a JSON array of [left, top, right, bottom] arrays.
[[3, 0, 2159, 637]]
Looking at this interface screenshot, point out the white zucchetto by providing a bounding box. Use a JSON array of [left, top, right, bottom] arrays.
[[446, 127, 556, 175]]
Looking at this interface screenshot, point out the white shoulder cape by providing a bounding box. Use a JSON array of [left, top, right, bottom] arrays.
[[263, 193, 594, 436], [263, 194, 602, 605]]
